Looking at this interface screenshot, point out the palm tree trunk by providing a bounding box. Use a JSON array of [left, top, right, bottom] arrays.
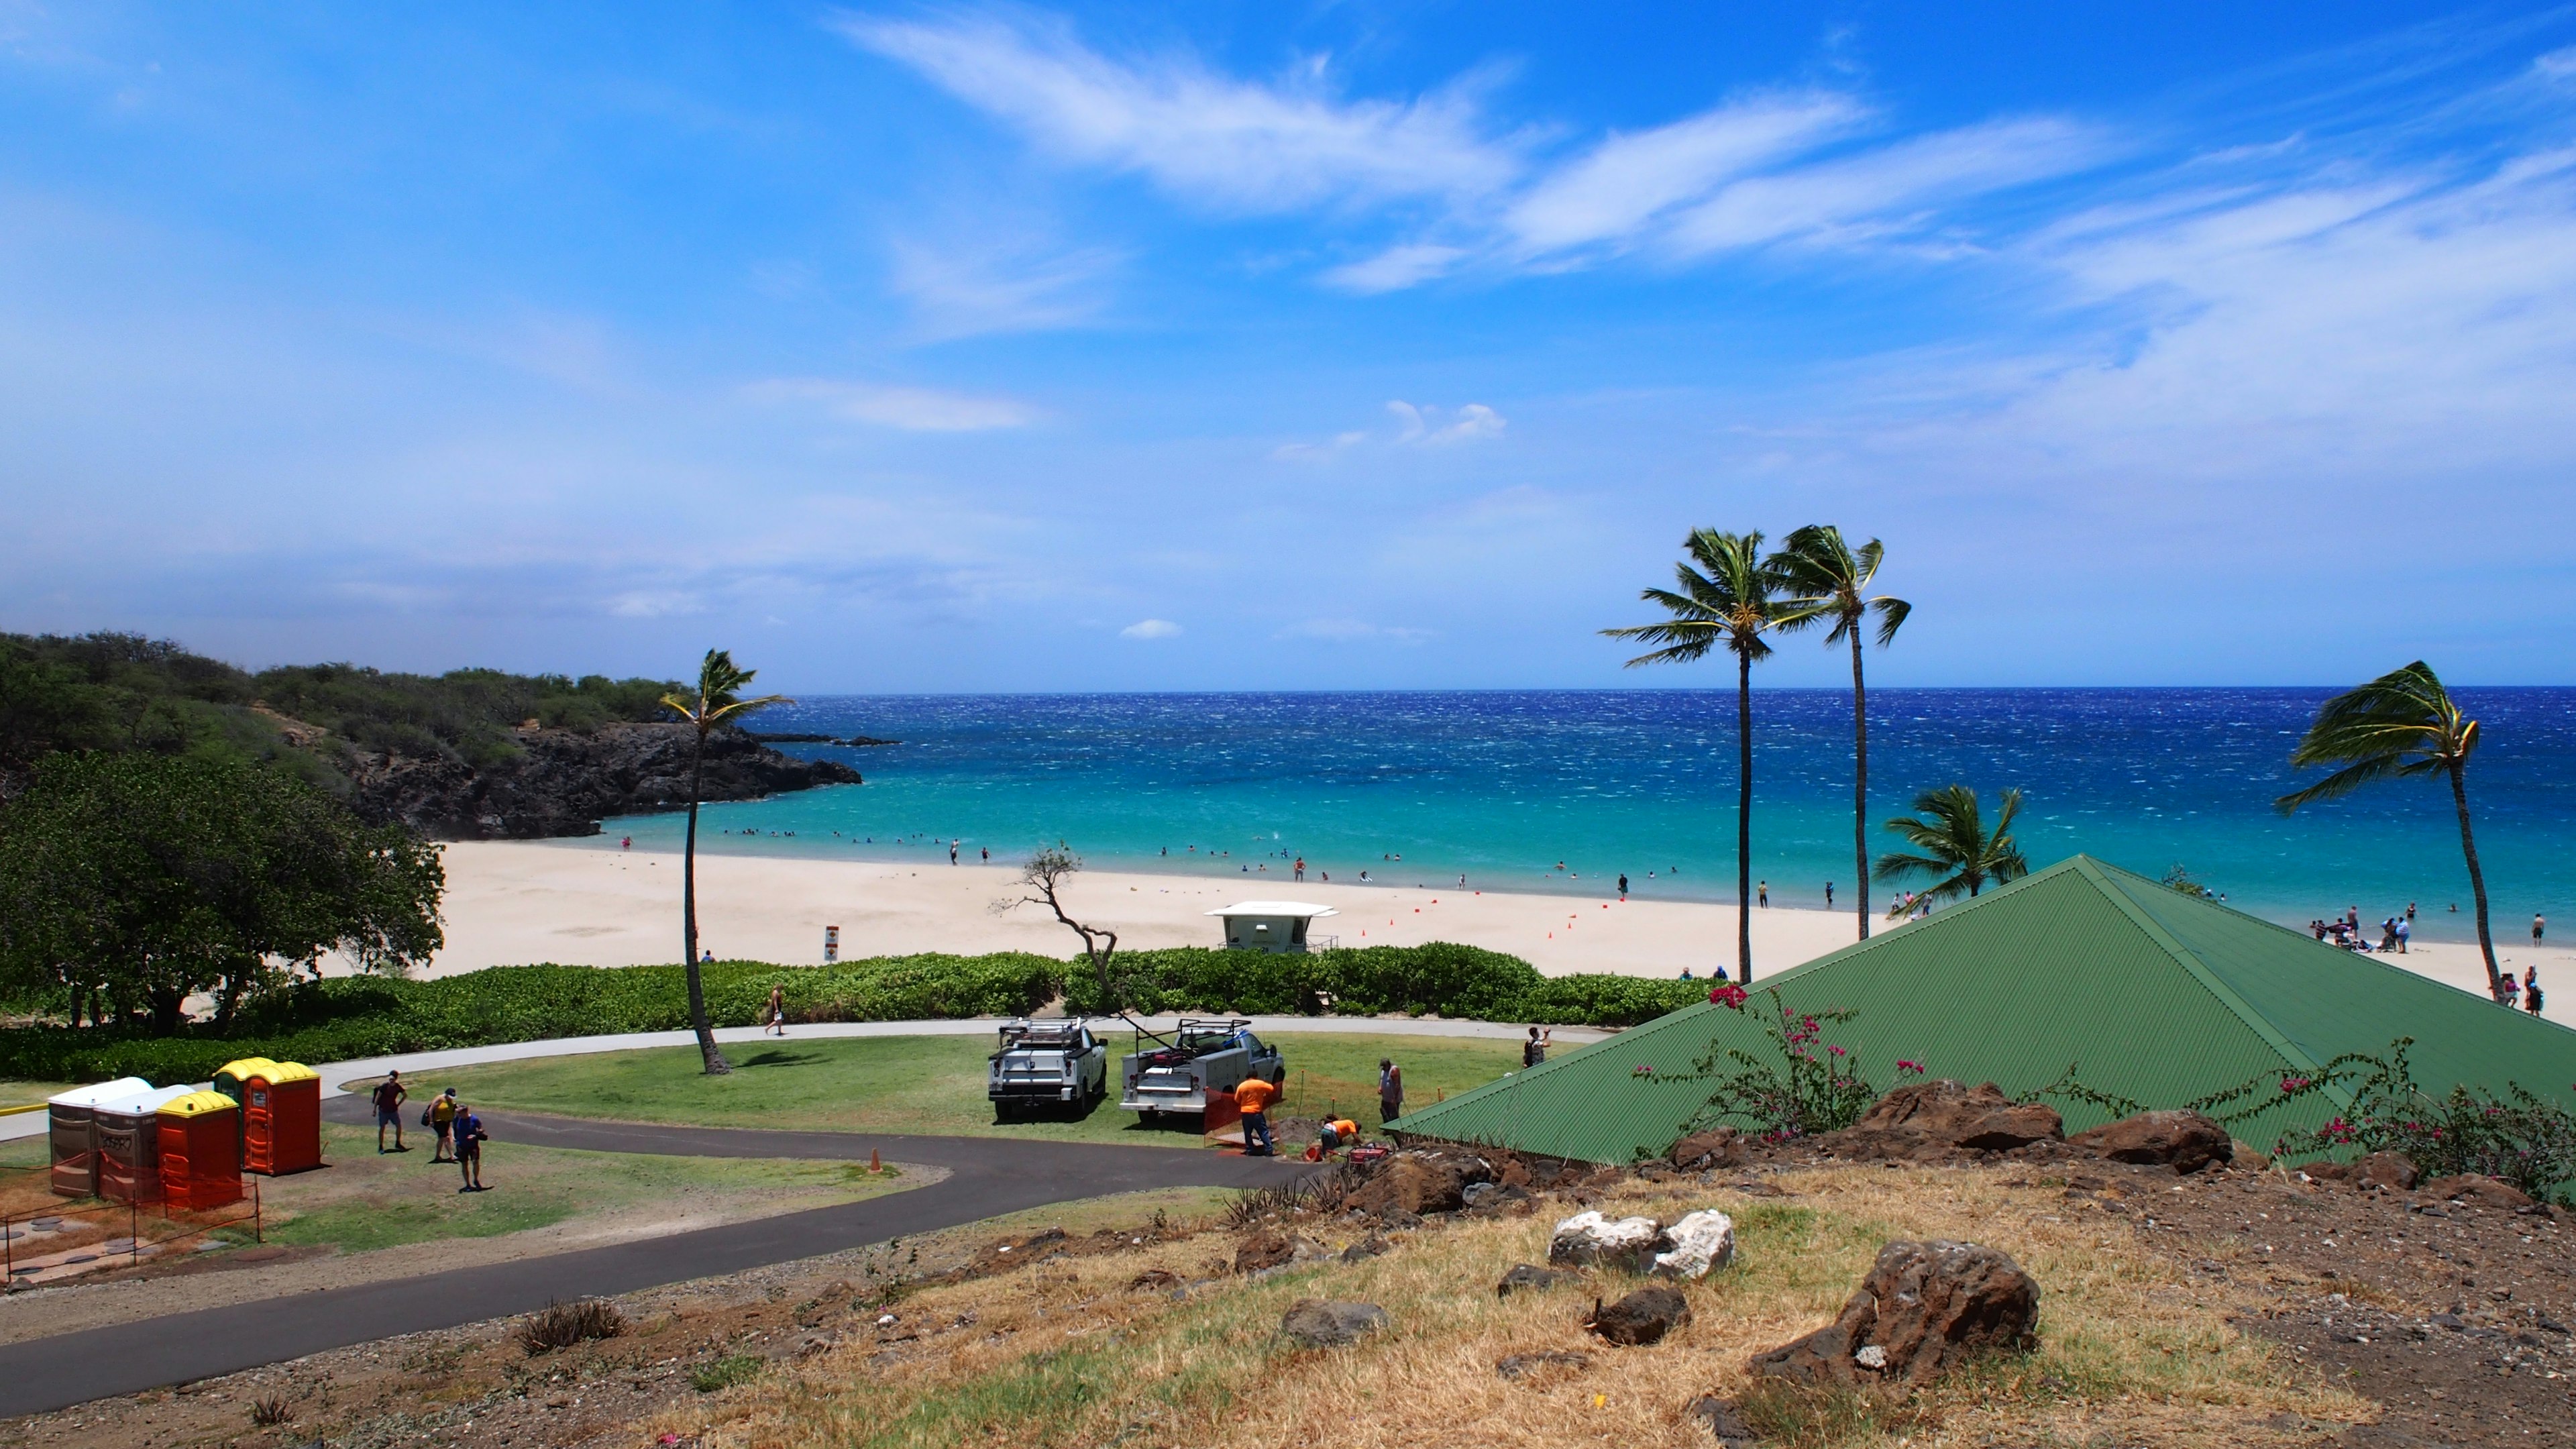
[[682, 729, 731, 1074], [2447, 759, 2503, 1001], [1849, 626, 1869, 942], [1736, 649, 1754, 983]]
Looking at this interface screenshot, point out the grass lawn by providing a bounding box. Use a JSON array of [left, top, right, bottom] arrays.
[[394, 1032, 1523, 1147]]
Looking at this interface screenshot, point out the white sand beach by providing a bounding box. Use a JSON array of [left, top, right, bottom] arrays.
[[419, 841, 2570, 1022]]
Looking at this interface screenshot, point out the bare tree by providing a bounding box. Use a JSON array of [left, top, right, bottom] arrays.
[[994, 847, 1119, 1011]]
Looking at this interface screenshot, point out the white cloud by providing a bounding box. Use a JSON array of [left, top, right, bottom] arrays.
[[604, 589, 704, 619], [1389, 398, 1507, 445], [888, 233, 1121, 339], [1120, 617, 1183, 639], [2538, 45, 2576, 81], [1320, 243, 1466, 294], [743, 378, 1035, 431], [840, 13, 1519, 213], [1503, 92, 1864, 254]]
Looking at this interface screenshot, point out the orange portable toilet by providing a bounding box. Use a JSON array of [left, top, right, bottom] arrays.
[[157, 1091, 244, 1210], [239, 1061, 322, 1175]]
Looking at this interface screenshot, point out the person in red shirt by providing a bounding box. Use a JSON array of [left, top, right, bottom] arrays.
[[1233, 1076, 1278, 1157]]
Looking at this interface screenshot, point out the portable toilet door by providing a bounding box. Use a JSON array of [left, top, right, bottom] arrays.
[[242, 1061, 323, 1175], [44, 1077, 149, 1199], [213, 1056, 281, 1170], [156, 1091, 245, 1211], [93, 1084, 192, 1203]]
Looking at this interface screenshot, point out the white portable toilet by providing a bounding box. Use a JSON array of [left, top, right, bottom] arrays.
[[91, 1083, 195, 1204], [1205, 901, 1341, 955], [46, 1077, 152, 1198]]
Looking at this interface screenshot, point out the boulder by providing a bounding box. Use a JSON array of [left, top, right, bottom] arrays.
[[1341, 1235, 1391, 1264], [2230, 1138, 2272, 1170], [2420, 1175, 2537, 1209], [1685, 1396, 1758, 1447], [2355, 1152, 2420, 1192], [1815, 1081, 2063, 1161], [1234, 1231, 1295, 1274], [1587, 1286, 1692, 1346], [1279, 1299, 1389, 1348], [1348, 1158, 1466, 1217], [2068, 1110, 2233, 1174], [1495, 1350, 1591, 1381], [2297, 1159, 2352, 1182], [1495, 1263, 1580, 1298], [1747, 1239, 2039, 1387], [1651, 1210, 1737, 1281], [1548, 1212, 1664, 1273], [1669, 1128, 1745, 1171], [1461, 1181, 1502, 1208], [1128, 1268, 1179, 1291]]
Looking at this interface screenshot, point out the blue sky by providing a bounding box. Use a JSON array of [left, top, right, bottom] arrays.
[[7, 3, 2576, 691]]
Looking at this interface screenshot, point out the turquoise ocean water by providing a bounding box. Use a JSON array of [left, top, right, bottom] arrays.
[[590, 690, 2576, 941]]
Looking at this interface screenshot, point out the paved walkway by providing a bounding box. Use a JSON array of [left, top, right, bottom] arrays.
[[0, 1104, 1307, 1418]]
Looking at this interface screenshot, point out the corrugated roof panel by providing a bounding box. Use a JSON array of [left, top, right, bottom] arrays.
[[1397, 855, 2576, 1163]]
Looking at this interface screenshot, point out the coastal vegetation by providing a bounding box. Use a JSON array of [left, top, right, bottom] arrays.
[[1604, 528, 1801, 983], [0, 751, 443, 1033], [1770, 525, 1911, 943], [997, 847, 1122, 1008], [2275, 661, 2502, 1000], [1873, 784, 2031, 906], [0, 947, 1707, 1083], [658, 647, 790, 1076]]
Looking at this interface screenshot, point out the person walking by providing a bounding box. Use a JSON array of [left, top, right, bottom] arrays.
[[429, 1087, 460, 1163], [454, 1105, 488, 1191], [372, 1071, 409, 1155], [1233, 1075, 1278, 1157], [2525, 966, 2544, 1016], [1825, 881, 1834, 908], [1522, 1026, 1550, 1068], [2503, 971, 2522, 1008], [767, 983, 788, 1036], [950, 840, 959, 865], [1377, 1058, 1403, 1126]]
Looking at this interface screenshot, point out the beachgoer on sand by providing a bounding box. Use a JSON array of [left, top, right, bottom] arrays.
[[1758, 880, 1768, 908], [2535, 912, 2546, 943], [1293, 857, 1305, 881], [2504, 973, 2522, 1008], [372, 1071, 409, 1154], [2526, 967, 2544, 1015], [1378, 1059, 1403, 1125], [2396, 916, 2409, 953], [1825, 881, 1834, 907]]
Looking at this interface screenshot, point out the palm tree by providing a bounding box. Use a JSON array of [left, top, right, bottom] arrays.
[[1874, 784, 2029, 907], [1770, 525, 1910, 943], [661, 649, 789, 1075], [1603, 529, 1807, 982], [2275, 661, 2501, 1000]]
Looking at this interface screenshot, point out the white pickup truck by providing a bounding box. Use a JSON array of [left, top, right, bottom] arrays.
[[986, 1020, 1109, 1118], [1118, 1018, 1286, 1124]]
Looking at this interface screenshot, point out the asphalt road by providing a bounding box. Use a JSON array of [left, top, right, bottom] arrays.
[[0, 1101, 1305, 1418]]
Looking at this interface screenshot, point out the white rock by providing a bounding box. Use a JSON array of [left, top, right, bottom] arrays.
[[1855, 1344, 1888, 1369], [1650, 1209, 1737, 1280], [1548, 1210, 1665, 1272]]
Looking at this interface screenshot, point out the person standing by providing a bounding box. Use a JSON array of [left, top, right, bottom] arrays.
[[2526, 966, 2544, 1016], [1377, 1058, 1403, 1125], [372, 1071, 409, 1155], [1233, 1075, 1278, 1157], [429, 1088, 460, 1163], [1825, 881, 1835, 908], [2503, 971, 2522, 1008], [454, 1105, 487, 1191], [950, 840, 959, 865], [2534, 912, 2546, 943], [767, 983, 788, 1037], [1617, 873, 1629, 899], [1293, 857, 1305, 882], [2395, 915, 2410, 953], [1757, 879, 1769, 908], [1522, 1026, 1550, 1068]]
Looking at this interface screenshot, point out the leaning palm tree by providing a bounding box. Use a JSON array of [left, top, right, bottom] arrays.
[[1603, 529, 1808, 982], [1770, 525, 1910, 943], [661, 649, 789, 1075], [2275, 661, 2500, 1000], [1874, 784, 2029, 907]]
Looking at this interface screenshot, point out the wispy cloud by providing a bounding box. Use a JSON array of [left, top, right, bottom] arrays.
[[888, 233, 1122, 339], [1275, 617, 1434, 644], [1389, 399, 1505, 445], [743, 377, 1036, 431], [1119, 617, 1183, 639], [839, 11, 1519, 212], [1501, 92, 1865, 255]]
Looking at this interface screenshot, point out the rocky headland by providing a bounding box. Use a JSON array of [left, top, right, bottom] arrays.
[[345, 721, 861, 840]]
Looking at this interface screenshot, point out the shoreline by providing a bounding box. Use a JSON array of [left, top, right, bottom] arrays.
[[416, 841, 2571, 1022]]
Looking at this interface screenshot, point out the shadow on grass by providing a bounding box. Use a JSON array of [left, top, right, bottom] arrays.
[[729, 1050, 830, 1071]]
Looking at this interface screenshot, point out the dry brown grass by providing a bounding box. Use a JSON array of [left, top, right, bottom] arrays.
[[635, 1164, 2371, 1449]]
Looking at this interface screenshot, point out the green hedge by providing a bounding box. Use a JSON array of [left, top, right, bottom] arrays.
[[0, 945, 1709, 1084]]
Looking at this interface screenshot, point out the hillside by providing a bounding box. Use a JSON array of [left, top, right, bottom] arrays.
[[0, 631, 859, 837]]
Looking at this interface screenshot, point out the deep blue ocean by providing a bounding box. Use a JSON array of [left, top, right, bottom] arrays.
[[592, 690, 2576, 940]]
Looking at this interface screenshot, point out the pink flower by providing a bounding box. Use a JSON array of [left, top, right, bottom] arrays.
[[1827, 1044, 1847, 1057], [1896, 1060, 1924, 1075], [1710, 984, 1749, 1010]]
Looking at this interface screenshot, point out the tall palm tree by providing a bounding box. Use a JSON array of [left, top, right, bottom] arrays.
[[1603, 529, 1807, 982], [1874, 784, 2029, 906], [661, 649, 789, 1075], [1771, 525, 1910, 943], [2275, 661, 2501, 1000]]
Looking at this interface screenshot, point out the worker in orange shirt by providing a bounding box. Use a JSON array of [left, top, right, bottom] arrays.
[[1318, 1116, 1360, 1159], [1234, 1075, 1279, 1157]]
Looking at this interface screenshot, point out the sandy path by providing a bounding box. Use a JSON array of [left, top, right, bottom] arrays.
[[413, 842, 2571, 1022]]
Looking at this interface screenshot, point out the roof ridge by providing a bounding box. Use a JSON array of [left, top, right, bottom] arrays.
[[2074, 857, 2328, 1084], [1761, 855, 2094, 985]]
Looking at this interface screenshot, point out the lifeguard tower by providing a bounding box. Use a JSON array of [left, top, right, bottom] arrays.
[[1205, 901, 1340, 954]]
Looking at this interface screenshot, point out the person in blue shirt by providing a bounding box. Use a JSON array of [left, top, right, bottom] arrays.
[[453, 1106, 488, 1192]]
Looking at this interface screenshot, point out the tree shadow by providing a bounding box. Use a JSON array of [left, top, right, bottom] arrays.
[[730, 1050, 827, 1071]]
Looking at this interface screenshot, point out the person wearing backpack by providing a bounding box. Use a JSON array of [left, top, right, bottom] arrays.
[[429, 1089, 460, 1163], [453, 1106, 488, 1191]]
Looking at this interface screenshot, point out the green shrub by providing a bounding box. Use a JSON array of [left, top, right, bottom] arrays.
[[1063, 944, 1705, 1027]]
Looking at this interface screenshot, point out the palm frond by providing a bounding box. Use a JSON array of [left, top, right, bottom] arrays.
[[2277, 660, 2477, 812], [1870, 595, 1911, 648], [2273, 753, 2413, 813]]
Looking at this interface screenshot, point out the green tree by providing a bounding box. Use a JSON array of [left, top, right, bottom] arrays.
[[1770, 525, 1911, 944], [1874, 784, 2029, 908], [2275, 661, 2501, 1000], [0, 753, 443, 1032], [660, 649, 788, 1075], [1603, 529, 1807, 982]]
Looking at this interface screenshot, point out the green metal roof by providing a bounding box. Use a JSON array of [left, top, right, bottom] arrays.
[[1394, 855, 2576, 1165]]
